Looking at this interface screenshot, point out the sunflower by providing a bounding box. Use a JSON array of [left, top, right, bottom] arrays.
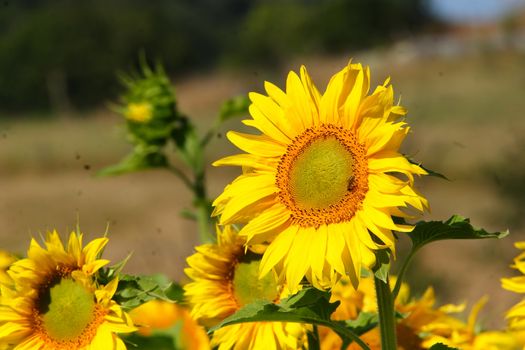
[[319, 275, 413, 350], [420, 296, 520, 350], [0, 251, 16, 286], [0, 231, 135, 349], [322, 276, 520, 349], [184, 225, 308, 350], [129, 300, 210, 349], [502, 241, 525, 330], [213, 62, 428, 291]]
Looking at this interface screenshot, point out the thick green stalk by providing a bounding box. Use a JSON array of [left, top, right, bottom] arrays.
[[374, 275, 397, 349], [193, 170, 214, 243], [307, 324, 321, 350]]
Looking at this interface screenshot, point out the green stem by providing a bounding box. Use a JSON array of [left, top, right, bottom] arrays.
[[167, 165, 194, 190], [391, 248, 417, 300], [307, 324, 321, 350], [194, 198, 213, 243], [168, 163, 213, 243], [193, 170, 214, 243], [374, 275, 397, 350], [200, 117, 221, 148]]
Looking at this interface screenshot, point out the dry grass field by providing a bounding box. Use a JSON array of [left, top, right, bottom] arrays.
[[1, 50, 524, 328]]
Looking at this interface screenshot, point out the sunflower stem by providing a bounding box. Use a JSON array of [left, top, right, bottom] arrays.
[[307, 324, 321, 350], [193, 169, 214, 243], [392, 248, 417, 300], [374, 274, 397, 350], [167, 163, 214, 242], [167, 165, 194, 190]]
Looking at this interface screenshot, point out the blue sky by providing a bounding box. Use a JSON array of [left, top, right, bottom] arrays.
[[428, 0, 525, 23]]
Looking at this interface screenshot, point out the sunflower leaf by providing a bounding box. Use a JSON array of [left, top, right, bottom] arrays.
[[407, 157, 448, 180], [344, 312, 378, 335], [209, 288, 372, 349], [97, 146, 167, 177], [409, 215, 509, 252], [373, 249, 390, 283], [219, 95, 250, 123], [110, 273, 183, 310]]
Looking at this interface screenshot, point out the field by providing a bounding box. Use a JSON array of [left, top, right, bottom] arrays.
[[1, 50, 524, 328]]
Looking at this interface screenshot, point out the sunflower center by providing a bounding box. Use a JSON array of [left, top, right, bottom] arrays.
[[232, 258, 279, 307], [276, 124, 369, 227], [41, 278, 96, 341], [289, 137, 354, 209]]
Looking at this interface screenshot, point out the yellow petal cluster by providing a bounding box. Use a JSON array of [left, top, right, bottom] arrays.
[[125, 102, 153, 123]]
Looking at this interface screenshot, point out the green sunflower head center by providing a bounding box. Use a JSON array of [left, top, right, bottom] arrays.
[[232, 257, 279, 307], [289, 136, 354, 209], [40, 278, 96, 341]]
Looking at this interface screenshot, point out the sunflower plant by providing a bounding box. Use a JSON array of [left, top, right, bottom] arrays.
[[0, 59, 520, 350], [206, 62, 510, 350], [99, 56, 250, 243]]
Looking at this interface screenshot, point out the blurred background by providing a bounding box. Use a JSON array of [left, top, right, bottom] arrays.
[[1, 0, 525, 329]]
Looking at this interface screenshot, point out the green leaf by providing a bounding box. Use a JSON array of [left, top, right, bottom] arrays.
[[209, 288, 338, 333], [344, 312, 378, 336], [429, 343, 459, 350], [209, 288, 371, 349], [373, 249, 390, 283], [110, 273, 184, 310], [124, 333, 177, 350], [407, 158, 449, 181], [219, 95, 250, 123], [177, 128, 204, 173], [170, 116, 191, 150], [409, 215, 509, 252], [97, 147, 167, 177], [164, 283, 185, 303]]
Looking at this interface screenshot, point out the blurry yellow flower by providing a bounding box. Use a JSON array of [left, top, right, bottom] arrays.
[[130, 300, 210, 349], [319, 277, 517, 350], [320, 275, 413, 350], [213, 62, 428, 292], [421, 296, 520, 350], [0, 231, 135, 349], [0, 251, 16, 286], [184, 226, 308, 350], [125, 102, 153, 123], [326, 275, 409, 322], [502, 241, 525, 330]]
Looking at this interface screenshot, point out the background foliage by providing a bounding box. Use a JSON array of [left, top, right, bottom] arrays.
[[0, 0, 430, 112]]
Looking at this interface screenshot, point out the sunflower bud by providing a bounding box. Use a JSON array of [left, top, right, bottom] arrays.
[[117, 60, 183, 148]]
